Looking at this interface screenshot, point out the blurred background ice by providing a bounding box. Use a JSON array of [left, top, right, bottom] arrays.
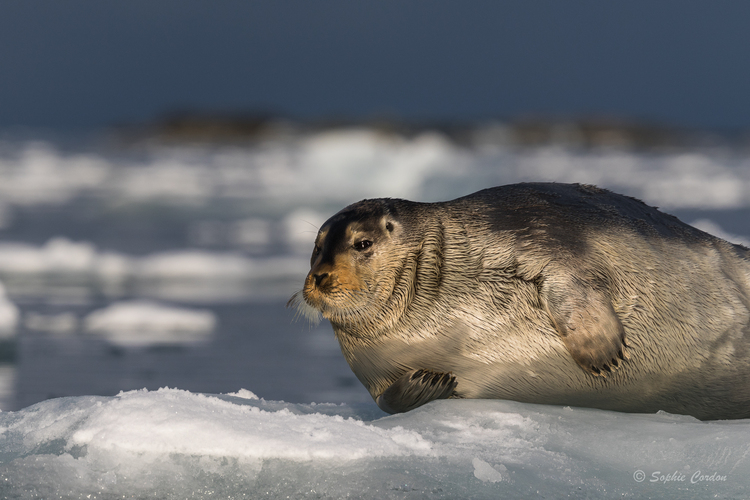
[[1, 1, 750, 497], [1, 126, 749, 413]]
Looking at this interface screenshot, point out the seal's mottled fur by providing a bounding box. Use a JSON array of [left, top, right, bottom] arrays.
[[292, 183, 750, 419]]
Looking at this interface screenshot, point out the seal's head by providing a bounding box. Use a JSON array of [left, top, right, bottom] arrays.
[[288, 198, 424, 332], [301, 199, 405, 325]]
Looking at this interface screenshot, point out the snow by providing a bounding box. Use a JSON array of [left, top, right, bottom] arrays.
[[510, 147, 750, 210], [690, 219, 750, 247], [283, 208, 328, 254], [0, 238, 308, 302], [0, 238, 106, 276], [0, 365, 15, 412], [24, 311, 78, 335], [0, 142, 110, 206], [83, 301, 216, 346], [472, 457, 506, 483], [0, 388, 748, 498], [2, 131, 750, 211], [0, 283, 18, 339]]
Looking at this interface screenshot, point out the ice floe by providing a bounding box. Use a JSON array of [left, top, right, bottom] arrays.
[[0, 238, 308, 302], [2, 132, 750, 211], [83, 301, 216, 346], [0, 388, 748, 499], [0, 283, 18, 339]]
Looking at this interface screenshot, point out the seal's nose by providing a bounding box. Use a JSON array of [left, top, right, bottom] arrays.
[[313, 272, 329, 287]]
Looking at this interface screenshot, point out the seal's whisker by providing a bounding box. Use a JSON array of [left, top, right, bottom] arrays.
[[287, 290, 322, 325]]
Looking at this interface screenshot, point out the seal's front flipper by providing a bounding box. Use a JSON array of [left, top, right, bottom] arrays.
[[376, 369, 457, 414], [545, 278, 627, 376]]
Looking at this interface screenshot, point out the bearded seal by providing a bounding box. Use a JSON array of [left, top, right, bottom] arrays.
[[291, 183, 750, 419]]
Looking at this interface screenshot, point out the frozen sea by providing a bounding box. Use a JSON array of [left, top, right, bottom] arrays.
[[0, 125, 749, 498]]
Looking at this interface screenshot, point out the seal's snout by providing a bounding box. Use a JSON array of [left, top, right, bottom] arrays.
[[309, 261, 335, 291], [313, 272, 329, 287]]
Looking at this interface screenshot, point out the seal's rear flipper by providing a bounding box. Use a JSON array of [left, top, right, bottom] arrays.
[[544, 278, 627, 376], [376, 369, 457, 414]]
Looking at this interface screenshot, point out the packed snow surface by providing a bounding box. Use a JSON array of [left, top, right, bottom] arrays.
[[0, 388, 748, 499]]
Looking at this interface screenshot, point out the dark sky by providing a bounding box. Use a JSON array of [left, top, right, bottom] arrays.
[[2, 0, 749, 131]]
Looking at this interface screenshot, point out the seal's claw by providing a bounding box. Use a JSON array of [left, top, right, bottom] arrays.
[[376, 369, 457, 414]]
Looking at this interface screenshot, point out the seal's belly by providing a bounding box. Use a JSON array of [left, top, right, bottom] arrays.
[[372, 322, 750, 420]]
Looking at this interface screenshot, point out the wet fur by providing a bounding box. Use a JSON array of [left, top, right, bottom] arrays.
[[294, 183, 750, 419]]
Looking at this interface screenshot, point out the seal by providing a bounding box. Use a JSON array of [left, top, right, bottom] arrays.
[[290, 183, 750, 419]]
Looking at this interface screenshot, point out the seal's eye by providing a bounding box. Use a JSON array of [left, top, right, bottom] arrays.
[[353, 240, 373, 251], [310, 244, 322, 266], [385, 222, 394, 232]]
